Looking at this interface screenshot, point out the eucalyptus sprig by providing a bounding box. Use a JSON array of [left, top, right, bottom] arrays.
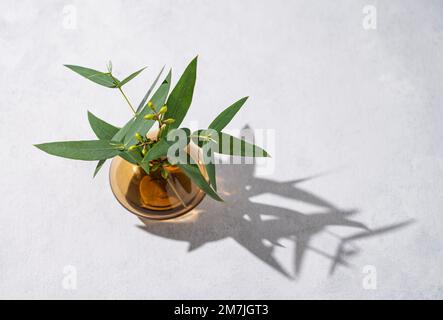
[[35, 57, 270, 202]]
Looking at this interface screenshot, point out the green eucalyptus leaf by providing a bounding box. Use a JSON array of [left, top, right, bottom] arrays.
[[119, 66, 147, 87], [87, 111, 120, 140], [176, 163, 223, 202], [149, 70, 171, 106], [139, 128, 191, 173], [142, 139, 170, 163], [139, 139, 169, 175], [93, 159, 106, 177], [136, 66, 165, 112], [123, 70, 172, 146], [215, 132, 270, 157], [110, 119, 139, 165], [209, 96, 248, 131], [35, 140, 123, 161], [112, 118, 136, 142], [163, 57, 197, 130], [190, 131, 217, 189], [192, 131, 270, 157], [164, 128, 191, 164], [139, 161, 150, 175], [190, 129, 215, 148], [87, 111, 120, 177], [201, 144, 217, 190], [166, 128, 191, 146], [124, 148, 144, 165], [64, 65, 118, 88], [119, 151, 139, 165]]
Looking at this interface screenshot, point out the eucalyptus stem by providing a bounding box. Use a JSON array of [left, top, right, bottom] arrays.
[[109, 73, 136, 115], [166, 174, 186, 208], [118, 87, 136, 115]]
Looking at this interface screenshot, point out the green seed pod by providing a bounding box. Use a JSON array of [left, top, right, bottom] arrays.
[[135, 132, 143, 142], [151, 162, 161, 171], [161, 168, 169, 179], [147, 101, 155, 111], [128, 145, 138, 151], [144, 114, 156, 120], [163, 118, 175, 125], [159, 106, 167, 114]]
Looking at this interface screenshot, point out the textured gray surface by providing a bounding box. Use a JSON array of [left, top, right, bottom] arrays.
[[1, 0, 442, 299]]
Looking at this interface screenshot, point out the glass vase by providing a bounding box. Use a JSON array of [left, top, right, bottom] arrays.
[[109, 147, 207, 220]]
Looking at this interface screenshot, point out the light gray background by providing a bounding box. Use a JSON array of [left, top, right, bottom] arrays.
[[1, 0, 442, 299]]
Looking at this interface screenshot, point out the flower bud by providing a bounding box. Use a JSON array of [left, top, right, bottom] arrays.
[[161, 168, 169, 179], [159, 106, 167, 114], [135, 132, 143, 142], [144, 114, 156, 120], [151, 162, 160, 172], [142, 147, 148, 156], [128, 145, 138, 151], [147, 101, 155, 110], [163, 118, 175, 125]]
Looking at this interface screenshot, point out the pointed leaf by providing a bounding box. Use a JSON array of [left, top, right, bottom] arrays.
[[209, 97, 248, 131], [138, 139, 170, 175], [119, 66, 147, 87], [64, 65, 118, 88], [193, 131, 270, 157], [110, 119, 139, 164], [165, 127, 191, 149], [142, 139, 170, 163], [150, 70, 172, 107], [35, 140, 123, 161], [87, 112, 120, 176], [112, 118, 136, 142], [216, 132, 270, 157], [124, 149, 144, 165], [202, 144, 217, 190], [163, 57, 197, 130], [87, 111, 120, 140], [136, 66, 165, 112], [176, 163, 223, 201], [139, 128, 191, 174], [119, 150, 139, 165], [191, 131, 217, 190], [93, 159, 106, 177]]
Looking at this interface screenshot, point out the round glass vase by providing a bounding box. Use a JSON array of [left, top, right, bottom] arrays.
[[109, 143, 207, 221]]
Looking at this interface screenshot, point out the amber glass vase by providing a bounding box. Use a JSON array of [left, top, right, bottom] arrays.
[[109, 145, 207, 220]]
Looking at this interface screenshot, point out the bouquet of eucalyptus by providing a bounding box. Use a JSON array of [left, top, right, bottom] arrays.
[[35, 57, 270, 201]]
